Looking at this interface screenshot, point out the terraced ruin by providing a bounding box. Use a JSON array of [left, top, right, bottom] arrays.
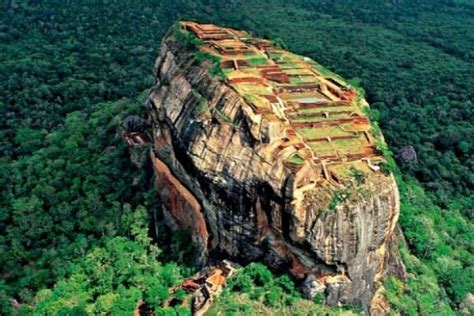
[[183, 21, 383, 186]]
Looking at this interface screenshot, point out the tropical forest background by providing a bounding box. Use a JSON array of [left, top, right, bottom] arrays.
[[0, 0, 472, 315]]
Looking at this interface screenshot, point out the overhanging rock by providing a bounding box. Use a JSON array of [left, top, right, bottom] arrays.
[[145, 21, 404, 311]]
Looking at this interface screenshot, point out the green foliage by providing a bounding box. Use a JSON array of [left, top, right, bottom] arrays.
[[14, 128, 48, 155], [0, 1, 159, 156], [194, 51, 225, 80], [169, 229, 198, 264], [395, 175, 474, 309], [271, 37, 288, 50], [385, 273, 456, 316], [313, 292, 326, 305], [347, 77, 366, 97], [375, 139, 398, 175], [0, 96, 151, 308], [191, 89, 210, 117], [0, 287, 13, 316], [0, 0, 472, 314], [194, 51, 216, 64], [211, 263, 353, 315], [328, 188, 351, 211], [264, 286, 283, 307], [362, 107, 380, 124], [31, 207, 189, 315], [174, 24, 203, 49], [349, 167, 366, 185], [227, 263, 298, 303]]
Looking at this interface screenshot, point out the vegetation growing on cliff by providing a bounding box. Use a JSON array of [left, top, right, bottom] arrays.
[[207, 263, 357, 316], [0, 0, 472, 314], [173, 23, 226, 79], [191, 89, 210, 117], [194, 52, 225, 79]]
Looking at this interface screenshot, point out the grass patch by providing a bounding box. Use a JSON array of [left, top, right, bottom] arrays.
[[278, 62, 300, 68], [290, 76, 319, 84], [296, 105, 355, 116], [269, 51, 284, 59], [331, 137, 367, 152], [292, 112, 351, 123], [286, 153, 305, 164], [308, 145, 335, 156], [297, 125, 354, 139], [284, 69, 314, 75], [290, 77, 305, 84], [245, 56, 269, 67]]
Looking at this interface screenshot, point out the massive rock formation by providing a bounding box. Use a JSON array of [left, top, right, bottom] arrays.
[[145, 22, 403, 310]]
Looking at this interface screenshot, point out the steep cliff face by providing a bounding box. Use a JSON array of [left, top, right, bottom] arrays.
[[146, 22, 403, 310]]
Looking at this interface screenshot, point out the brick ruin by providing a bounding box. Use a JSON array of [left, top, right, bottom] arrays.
[[182, 21, 383, 187]]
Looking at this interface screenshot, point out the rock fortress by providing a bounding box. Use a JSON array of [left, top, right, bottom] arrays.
[[125, 21, 405, 313]]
